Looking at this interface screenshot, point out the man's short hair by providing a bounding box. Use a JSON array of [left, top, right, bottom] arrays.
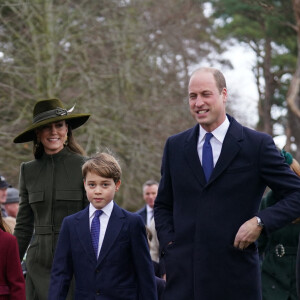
[[191, 67, 227, 94], [142, 180, 159, 192]]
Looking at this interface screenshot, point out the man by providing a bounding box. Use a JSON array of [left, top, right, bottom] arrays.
[[4, 187, 20, 218], [154, 67, 300, 300], [0, 175, 10, 217], [3, 187, 20, 232], [137, 180, 161, 263], [137, 180, 159, 227]]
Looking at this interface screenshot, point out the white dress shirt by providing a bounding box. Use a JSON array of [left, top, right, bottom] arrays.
[[197, 117, 230, 167], [89, 200, 114, 258], [146, 204, 154, 227]]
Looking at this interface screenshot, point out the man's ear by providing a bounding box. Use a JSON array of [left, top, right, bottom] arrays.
[[222, 88, 227, 104]]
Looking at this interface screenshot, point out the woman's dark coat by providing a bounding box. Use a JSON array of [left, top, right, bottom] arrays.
[[14, 147, 88, 300], [259, 191, 300, 300]]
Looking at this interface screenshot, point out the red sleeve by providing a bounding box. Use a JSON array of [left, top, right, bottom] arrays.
[[5, 235, 26, 300]]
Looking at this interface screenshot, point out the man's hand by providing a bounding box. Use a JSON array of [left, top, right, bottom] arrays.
[[233, 217, 263, 250]]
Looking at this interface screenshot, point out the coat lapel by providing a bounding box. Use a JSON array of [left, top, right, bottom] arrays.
[[75, 206, 97, 265], [184, 116, 244, 186], [184, 124, 207, 187], [97, 203, 125, 267], [209, 116, 244, 183]]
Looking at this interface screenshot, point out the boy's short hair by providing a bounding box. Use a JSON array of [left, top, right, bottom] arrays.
[[82, 152, 122, 183]]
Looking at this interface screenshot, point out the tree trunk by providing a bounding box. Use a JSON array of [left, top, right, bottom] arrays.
[[262, 37, 274, 135], [287, 0, 300, 161]]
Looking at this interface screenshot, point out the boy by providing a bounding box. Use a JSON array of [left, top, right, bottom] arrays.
[[48, 152, 157, 300]]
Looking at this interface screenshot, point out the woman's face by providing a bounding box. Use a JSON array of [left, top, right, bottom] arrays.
[[36, 120, 68, 155]]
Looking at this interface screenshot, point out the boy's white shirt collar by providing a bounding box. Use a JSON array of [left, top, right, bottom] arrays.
[[89, 200, 114, 219]]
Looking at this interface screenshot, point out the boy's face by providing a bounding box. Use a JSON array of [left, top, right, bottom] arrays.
[[84, 171, 121, 210]]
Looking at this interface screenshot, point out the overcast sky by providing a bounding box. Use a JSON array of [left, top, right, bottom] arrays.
[[221, 44, 287, 148], [222, 43, 259, 127]]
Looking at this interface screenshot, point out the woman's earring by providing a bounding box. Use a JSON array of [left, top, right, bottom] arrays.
[[64, 136, 68, 146], [34, 141, 41, 151]]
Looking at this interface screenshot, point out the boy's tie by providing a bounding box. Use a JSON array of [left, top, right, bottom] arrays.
[[202, 133, 214, 182], [91, 210, 103, 257]]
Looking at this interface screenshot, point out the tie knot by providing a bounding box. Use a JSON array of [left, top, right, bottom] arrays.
[[205, 132, 213, 142], [94, 210, 103, 218]]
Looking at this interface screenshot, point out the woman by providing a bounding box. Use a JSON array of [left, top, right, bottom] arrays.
[[258, 150, 300, 300], [13, 98, 90, 300], [0, 213, 25, 300]]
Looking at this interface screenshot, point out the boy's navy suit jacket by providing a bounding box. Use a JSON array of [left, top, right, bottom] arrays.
[[48, 203, 157, 300]]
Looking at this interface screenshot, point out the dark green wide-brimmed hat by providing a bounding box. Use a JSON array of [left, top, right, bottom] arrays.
[[13, 98, 91, 143]]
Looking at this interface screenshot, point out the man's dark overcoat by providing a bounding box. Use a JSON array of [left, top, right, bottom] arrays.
[[154, 115, 300, 300]]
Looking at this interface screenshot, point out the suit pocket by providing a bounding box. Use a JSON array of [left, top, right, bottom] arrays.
[[229, 242, 257, 254], [0, 285, 9, 295], [55, 190, 84, 222], [225, 164, 254, 174], [227, 244, 259, 280], [28, 191, 44, 203], [56, 190, 83, 201]]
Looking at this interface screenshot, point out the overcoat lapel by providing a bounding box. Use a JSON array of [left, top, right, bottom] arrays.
[[75, 206, 97, 265], [184, 117, 244, 186], [97, 203, 125, 267], [209, 116, 244, 183], [184, 124, 206, 187]]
